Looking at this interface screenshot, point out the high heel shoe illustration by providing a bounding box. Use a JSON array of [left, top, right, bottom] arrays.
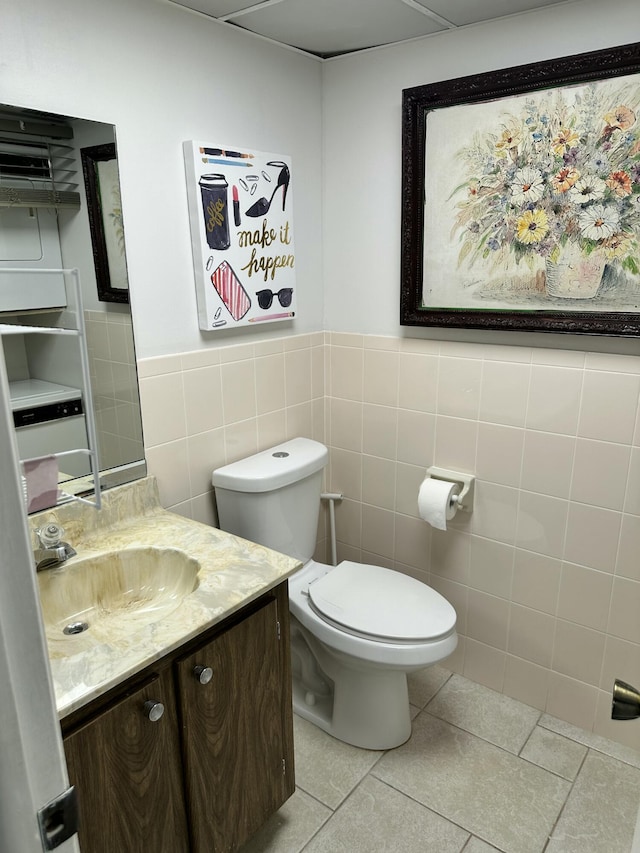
[[245, 161, 290, 217]]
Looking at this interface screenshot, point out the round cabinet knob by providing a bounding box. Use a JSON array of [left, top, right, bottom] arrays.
[[193, 665, 213, 685], [143, 700, 165, 722]]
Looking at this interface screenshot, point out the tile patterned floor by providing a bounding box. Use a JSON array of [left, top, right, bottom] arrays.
[[241, 668, 640, 853]]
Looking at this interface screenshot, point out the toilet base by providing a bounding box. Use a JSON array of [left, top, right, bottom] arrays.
[[291, 619, 412, 750]]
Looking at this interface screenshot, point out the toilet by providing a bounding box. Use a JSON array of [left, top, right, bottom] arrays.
[[212, 437, 457, 750]]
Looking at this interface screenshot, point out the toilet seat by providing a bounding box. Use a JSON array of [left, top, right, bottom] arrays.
[[307, 561, 456, 643]]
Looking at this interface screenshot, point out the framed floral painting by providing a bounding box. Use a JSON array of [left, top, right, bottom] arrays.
[[401, 42, 640, 335]]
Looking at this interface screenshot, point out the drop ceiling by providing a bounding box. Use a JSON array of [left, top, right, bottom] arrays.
[[169, 0, 575, 58]]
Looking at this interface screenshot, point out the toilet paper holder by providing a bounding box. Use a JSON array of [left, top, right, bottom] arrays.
[[425, 467, 475, 513]]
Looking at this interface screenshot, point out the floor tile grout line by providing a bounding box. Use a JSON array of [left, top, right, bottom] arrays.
[[540, 747, 591, 853]]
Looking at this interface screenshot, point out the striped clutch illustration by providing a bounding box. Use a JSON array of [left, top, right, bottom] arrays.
[[210, 261, 251, 321]]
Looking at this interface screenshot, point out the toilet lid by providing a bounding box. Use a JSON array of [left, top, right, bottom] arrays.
[[307, 562, 456, 642]]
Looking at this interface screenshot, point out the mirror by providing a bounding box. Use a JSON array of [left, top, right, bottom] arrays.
[[0, 104, 145, 511]]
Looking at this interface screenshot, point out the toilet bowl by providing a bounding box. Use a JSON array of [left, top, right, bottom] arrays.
[[288, 558, 457, 749], [212, 437, 458, 750]]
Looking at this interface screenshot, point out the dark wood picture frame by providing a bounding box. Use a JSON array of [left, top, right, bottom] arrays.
[[401, 42, 640, 335], [81, 142, 129, 304]]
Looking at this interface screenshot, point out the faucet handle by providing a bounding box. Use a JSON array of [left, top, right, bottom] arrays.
[[36, 523, 65, 548]]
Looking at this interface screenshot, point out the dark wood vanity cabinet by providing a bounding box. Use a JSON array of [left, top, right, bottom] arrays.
[[62, 582, 295, 853], [64, 668, 190, 853]]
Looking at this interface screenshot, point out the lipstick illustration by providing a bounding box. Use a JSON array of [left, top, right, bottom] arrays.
[[233, 185, 241, 227]]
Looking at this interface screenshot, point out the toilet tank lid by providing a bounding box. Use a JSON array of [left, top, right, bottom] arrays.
[[212, 437, 328, 493]]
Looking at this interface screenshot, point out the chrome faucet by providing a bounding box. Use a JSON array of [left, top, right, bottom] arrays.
[[34, 523, 76, 571]]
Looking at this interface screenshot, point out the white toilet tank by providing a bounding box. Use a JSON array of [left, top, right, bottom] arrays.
[[212, 438, 328, 562]]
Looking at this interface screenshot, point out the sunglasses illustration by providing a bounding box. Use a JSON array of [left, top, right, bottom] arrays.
[[256, 288, 293, 310]]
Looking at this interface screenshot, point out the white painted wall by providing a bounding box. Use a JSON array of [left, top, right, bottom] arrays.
[[321, 0, 640, 346], [0, 0, 324, 359]]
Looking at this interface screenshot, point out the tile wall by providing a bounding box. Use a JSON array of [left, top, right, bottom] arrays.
[[85, 310, 144, 470], [138, 330, 640, 750]]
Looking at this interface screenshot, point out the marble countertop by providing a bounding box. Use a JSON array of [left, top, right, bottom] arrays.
[[30, 477, 301, 720]]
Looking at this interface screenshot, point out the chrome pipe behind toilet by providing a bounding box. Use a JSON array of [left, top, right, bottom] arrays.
[[612, 679, 640, 720]]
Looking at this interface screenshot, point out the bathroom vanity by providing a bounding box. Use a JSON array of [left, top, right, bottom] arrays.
[[32, 477, 301, 853]]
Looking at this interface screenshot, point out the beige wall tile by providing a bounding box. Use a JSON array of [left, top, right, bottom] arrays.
[[363, 349, 399, 406], [361, 504, 395, 560], [466, 589, 510, 649], [329, 398, 363, 452], [285, 347, 312, 406], [285, 401, 314, 440], [503, 655, 550, 711], [563, 503, 621, 573], [600, 636, 640, 694], [329, 345, 363, 400], [511, 549, 561, 615], [183, 365, 224, 435], [570, 439, 630, 511], [220, 359, 257, 423], [546, 672, 598, 732], [218, 342, 254, 363], [329, 447, 362, 500], [362, 454, 396, 510], [608, 577, 640, 645], [472, 482, 519, 545], [393, 513, 431, 572], [468, 536, 514, 597], [526, 366, 582, 435], [223, 418, 258, 463], [398, 352, 438, 412], [137, 353, 183, 378], [557, 563, 613, 632], [479, 361, 530, 427], [476, 423, 524, 487], [363, 404, 398, 460], [520, 431, 574, 498], [434, 416, 478, 472], [437, 357, 482, 419], [191, 491, 217, 528], [616, 514, 640, 581], [552, 620, 606, 686], [395, 463, 425, 518], [508, 603, 555, 668], [187, 428, 226, 497], [257, 409, 287, 449], [396, 409, 435, 468], [578, 371, 640, 444], [623, 447, 640, 515], [255, 352, 285, 414], [430, 576, 469, 636], [516, 492, 568, 559], [335, 498, 362, 550], [430, 528, 470, 585], [139, 372, 186, 446], [463, 639, 505, 693], [145, 439, 190, 507]]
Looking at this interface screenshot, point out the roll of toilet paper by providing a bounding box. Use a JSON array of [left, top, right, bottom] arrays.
[[418, 478, 460, 530]]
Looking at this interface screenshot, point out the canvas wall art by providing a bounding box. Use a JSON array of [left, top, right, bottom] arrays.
[[184, 141, 296, 331], [401, 42, 640, 335]]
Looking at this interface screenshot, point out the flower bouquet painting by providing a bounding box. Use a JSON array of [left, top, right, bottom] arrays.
[[402, 43, 640, 334], [454, 80, 639, 299]]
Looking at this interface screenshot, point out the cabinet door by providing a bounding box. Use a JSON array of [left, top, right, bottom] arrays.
[[64, 668, 189, 853], [177, 594, 294, 853]]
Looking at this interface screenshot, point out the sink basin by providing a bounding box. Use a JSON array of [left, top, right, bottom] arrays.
[[38, 547, 200, 654]]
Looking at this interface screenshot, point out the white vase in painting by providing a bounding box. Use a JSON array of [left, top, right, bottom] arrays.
[[544, 242, 606, 300]]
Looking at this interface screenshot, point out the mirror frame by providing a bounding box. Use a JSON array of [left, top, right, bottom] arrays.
[[81, 142, 130, 305]]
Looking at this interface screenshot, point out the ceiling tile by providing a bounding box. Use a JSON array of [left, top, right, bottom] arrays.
[[414, 0, 571, 28], [233, 0, 446, 56], [169, 0, 260, 18]]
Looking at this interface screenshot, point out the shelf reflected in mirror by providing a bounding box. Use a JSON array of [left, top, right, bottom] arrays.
[[0, 103, 146, 511]]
